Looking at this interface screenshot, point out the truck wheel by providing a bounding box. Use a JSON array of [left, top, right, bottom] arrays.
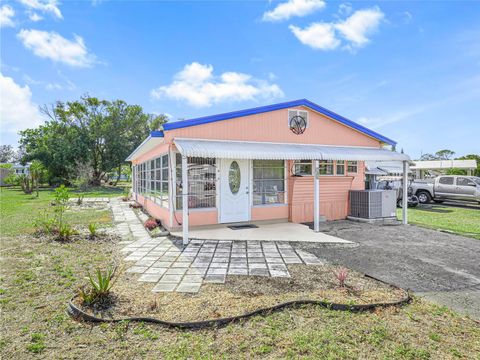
[[417, 191, 431, 204]]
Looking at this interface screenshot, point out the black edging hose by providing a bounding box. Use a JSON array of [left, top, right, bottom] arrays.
[[67, 274, 412, 330]]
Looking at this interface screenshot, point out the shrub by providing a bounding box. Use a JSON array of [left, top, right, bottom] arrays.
[[79, 266, 116, 306], [58, 223, 77, 241], [3, 173, 19, 186], [144, 218, 158, 231], [33, 210, 57, 235], [88, 223, 97, 238], [76, 194, 84, 205], [335, 267, 348, 287]]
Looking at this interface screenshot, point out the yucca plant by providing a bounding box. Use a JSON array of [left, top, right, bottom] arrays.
[[88, 223, 97, 238], [79, 266, 117, 306]]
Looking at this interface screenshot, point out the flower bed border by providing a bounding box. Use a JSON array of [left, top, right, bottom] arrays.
[[68, 275, 411, 330]]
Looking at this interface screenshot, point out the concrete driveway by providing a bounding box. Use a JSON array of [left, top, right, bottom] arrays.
[[296, 221, 480, 320]]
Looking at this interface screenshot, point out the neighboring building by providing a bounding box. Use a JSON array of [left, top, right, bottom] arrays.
[[12, 163, 30, 175], [410, 160, 477, 179], [126, 99, 410, 243]]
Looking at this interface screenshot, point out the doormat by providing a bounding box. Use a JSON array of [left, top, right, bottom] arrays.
[[228, 224, 259, 230]]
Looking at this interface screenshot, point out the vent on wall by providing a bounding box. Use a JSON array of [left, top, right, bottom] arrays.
[[288, 110, 308, 128]]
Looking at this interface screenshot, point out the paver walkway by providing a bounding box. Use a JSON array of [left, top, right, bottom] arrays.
[[111, 199, 323, 293]]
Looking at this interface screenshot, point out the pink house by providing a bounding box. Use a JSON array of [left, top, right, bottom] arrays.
[[127, 99, 410, 244]]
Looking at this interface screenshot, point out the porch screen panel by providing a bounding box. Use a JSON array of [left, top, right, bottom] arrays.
[[176, 154, 216, 209], [253, 160, 285, 205], [136, 154, 169, 208]]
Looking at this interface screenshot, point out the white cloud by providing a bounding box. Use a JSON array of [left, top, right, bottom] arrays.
[[29, 12, 43, 22], [334, 7, 384, 48], [151, 62, 284, 107], [262, 0, 325, 22], [289, 23, 340, 50], [289, 6, 384, 51], [18, 0, 62, 19], [0, 73, 42, 137], [17, 29, 96, 67], [0, 5, 15, 28]]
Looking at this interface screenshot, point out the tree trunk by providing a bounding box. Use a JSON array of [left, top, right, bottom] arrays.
[[113, 164, 122, 186]]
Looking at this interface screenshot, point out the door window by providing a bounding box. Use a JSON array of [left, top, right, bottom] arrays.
[[457, 177, 475, 186], [229, 161, 241, 195], [439, 177, 454, 185]]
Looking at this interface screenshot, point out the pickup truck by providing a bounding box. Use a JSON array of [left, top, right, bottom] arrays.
[[411, 175, 480, 204]]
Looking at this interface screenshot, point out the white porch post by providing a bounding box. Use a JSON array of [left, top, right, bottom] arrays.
[[314, 160, 320, 232], [181, 155, 189, 245], [402, 160, 408, 225]]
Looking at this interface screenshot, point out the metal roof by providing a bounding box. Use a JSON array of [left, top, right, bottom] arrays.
[[411, 159, 477, 170], [163, 99, 397, 146], [125, 131, 164, 161], [174, 138, 410, 161]]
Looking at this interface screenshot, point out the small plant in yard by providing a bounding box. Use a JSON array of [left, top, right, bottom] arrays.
[[122, 187, 130, 202], [78, 266, 117, 306], [335, 267, 348, 288], [58, 223, 77, 241], [76, 194, 85, 205], [144, 218, 158, 231], [88, 223, 97, 238]]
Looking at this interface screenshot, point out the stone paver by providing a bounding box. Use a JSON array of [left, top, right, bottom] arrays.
[[111, 199, 324, 293]]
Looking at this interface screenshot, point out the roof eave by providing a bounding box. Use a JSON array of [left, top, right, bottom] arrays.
[[163, 99, 397, 146]]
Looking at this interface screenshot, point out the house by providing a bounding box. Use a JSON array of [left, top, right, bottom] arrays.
[[126, 99, 410, 244]]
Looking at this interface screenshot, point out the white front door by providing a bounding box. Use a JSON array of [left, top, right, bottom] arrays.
[[220, 159, 250, 223]]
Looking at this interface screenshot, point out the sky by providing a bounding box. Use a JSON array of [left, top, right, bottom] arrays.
[[1, 0, 479, 159]]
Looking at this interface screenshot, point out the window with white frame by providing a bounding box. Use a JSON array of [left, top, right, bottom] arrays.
[[134, 154, 169, 208], [293, 160, 312, 176], [336, 161, 345, 175], [319, 160, 334, 175], [253, 160, 285, 205], [288, 109, 308, 128], [347, 161, 358, 173], [176, 154, 216, 210]]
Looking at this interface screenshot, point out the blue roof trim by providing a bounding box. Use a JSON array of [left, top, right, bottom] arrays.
[[163, 99, 396, 146], [150, 130, 164, 137]]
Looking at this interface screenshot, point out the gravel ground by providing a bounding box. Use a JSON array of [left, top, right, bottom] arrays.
[[296, 221, 480, 320]]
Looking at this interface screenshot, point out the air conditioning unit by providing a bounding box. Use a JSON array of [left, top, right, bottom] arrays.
[[349, 190, 397, 219]]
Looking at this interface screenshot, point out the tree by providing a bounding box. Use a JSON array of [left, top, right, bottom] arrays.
[[435, 149, 455, 160], [20, 96, 157, 186], [149, 114, 169, 131], [29, 160, 45, 197], [0, 145, 15, 163]]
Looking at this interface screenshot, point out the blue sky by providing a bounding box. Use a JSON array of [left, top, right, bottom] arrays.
[[1, 0, 479, 159]]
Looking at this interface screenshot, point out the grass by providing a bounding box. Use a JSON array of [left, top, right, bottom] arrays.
[[397, 205, 480, 240], [1, 186, 479, 358], [0, 186, 116, 236]]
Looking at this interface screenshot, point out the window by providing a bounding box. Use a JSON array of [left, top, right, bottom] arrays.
[[457, 177, 475, 187], [176, 155, 216, 209], [319, 160, 334, 175], [229, 161, 241, 194], [336, 161, 345, 175], [439, 177, 454, 185], [293, 160, 312, 175], [253, 160, 285, 205], [134, 154, 169, 208], [288, 109, 308, 128], [347, 161, 358, 173]]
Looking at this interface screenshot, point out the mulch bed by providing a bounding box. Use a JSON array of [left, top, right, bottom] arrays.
[[73, 264, 407, 323]]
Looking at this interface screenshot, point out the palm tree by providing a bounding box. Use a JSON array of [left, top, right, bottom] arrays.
[[29, 160, 44, 197]]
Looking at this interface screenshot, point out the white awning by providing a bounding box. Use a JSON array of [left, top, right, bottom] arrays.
[[174, 138, 410, 161]]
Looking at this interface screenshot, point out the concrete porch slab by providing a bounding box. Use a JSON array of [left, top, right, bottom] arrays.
[[171, 222, 351, 244]]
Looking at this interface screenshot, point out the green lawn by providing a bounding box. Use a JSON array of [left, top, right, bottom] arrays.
[[397, 205, 480, 240], [0, 186, 120, 236], [1, 186, 480, 358]]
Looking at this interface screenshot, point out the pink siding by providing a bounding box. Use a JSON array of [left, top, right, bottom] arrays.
[[289, 162, 365, 222], [136, 194, 170, 227], [164, 106, 381, 148], [252, 205, 289, 222], [132, 142, 170, 165], [171, 210, 218, 228]]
